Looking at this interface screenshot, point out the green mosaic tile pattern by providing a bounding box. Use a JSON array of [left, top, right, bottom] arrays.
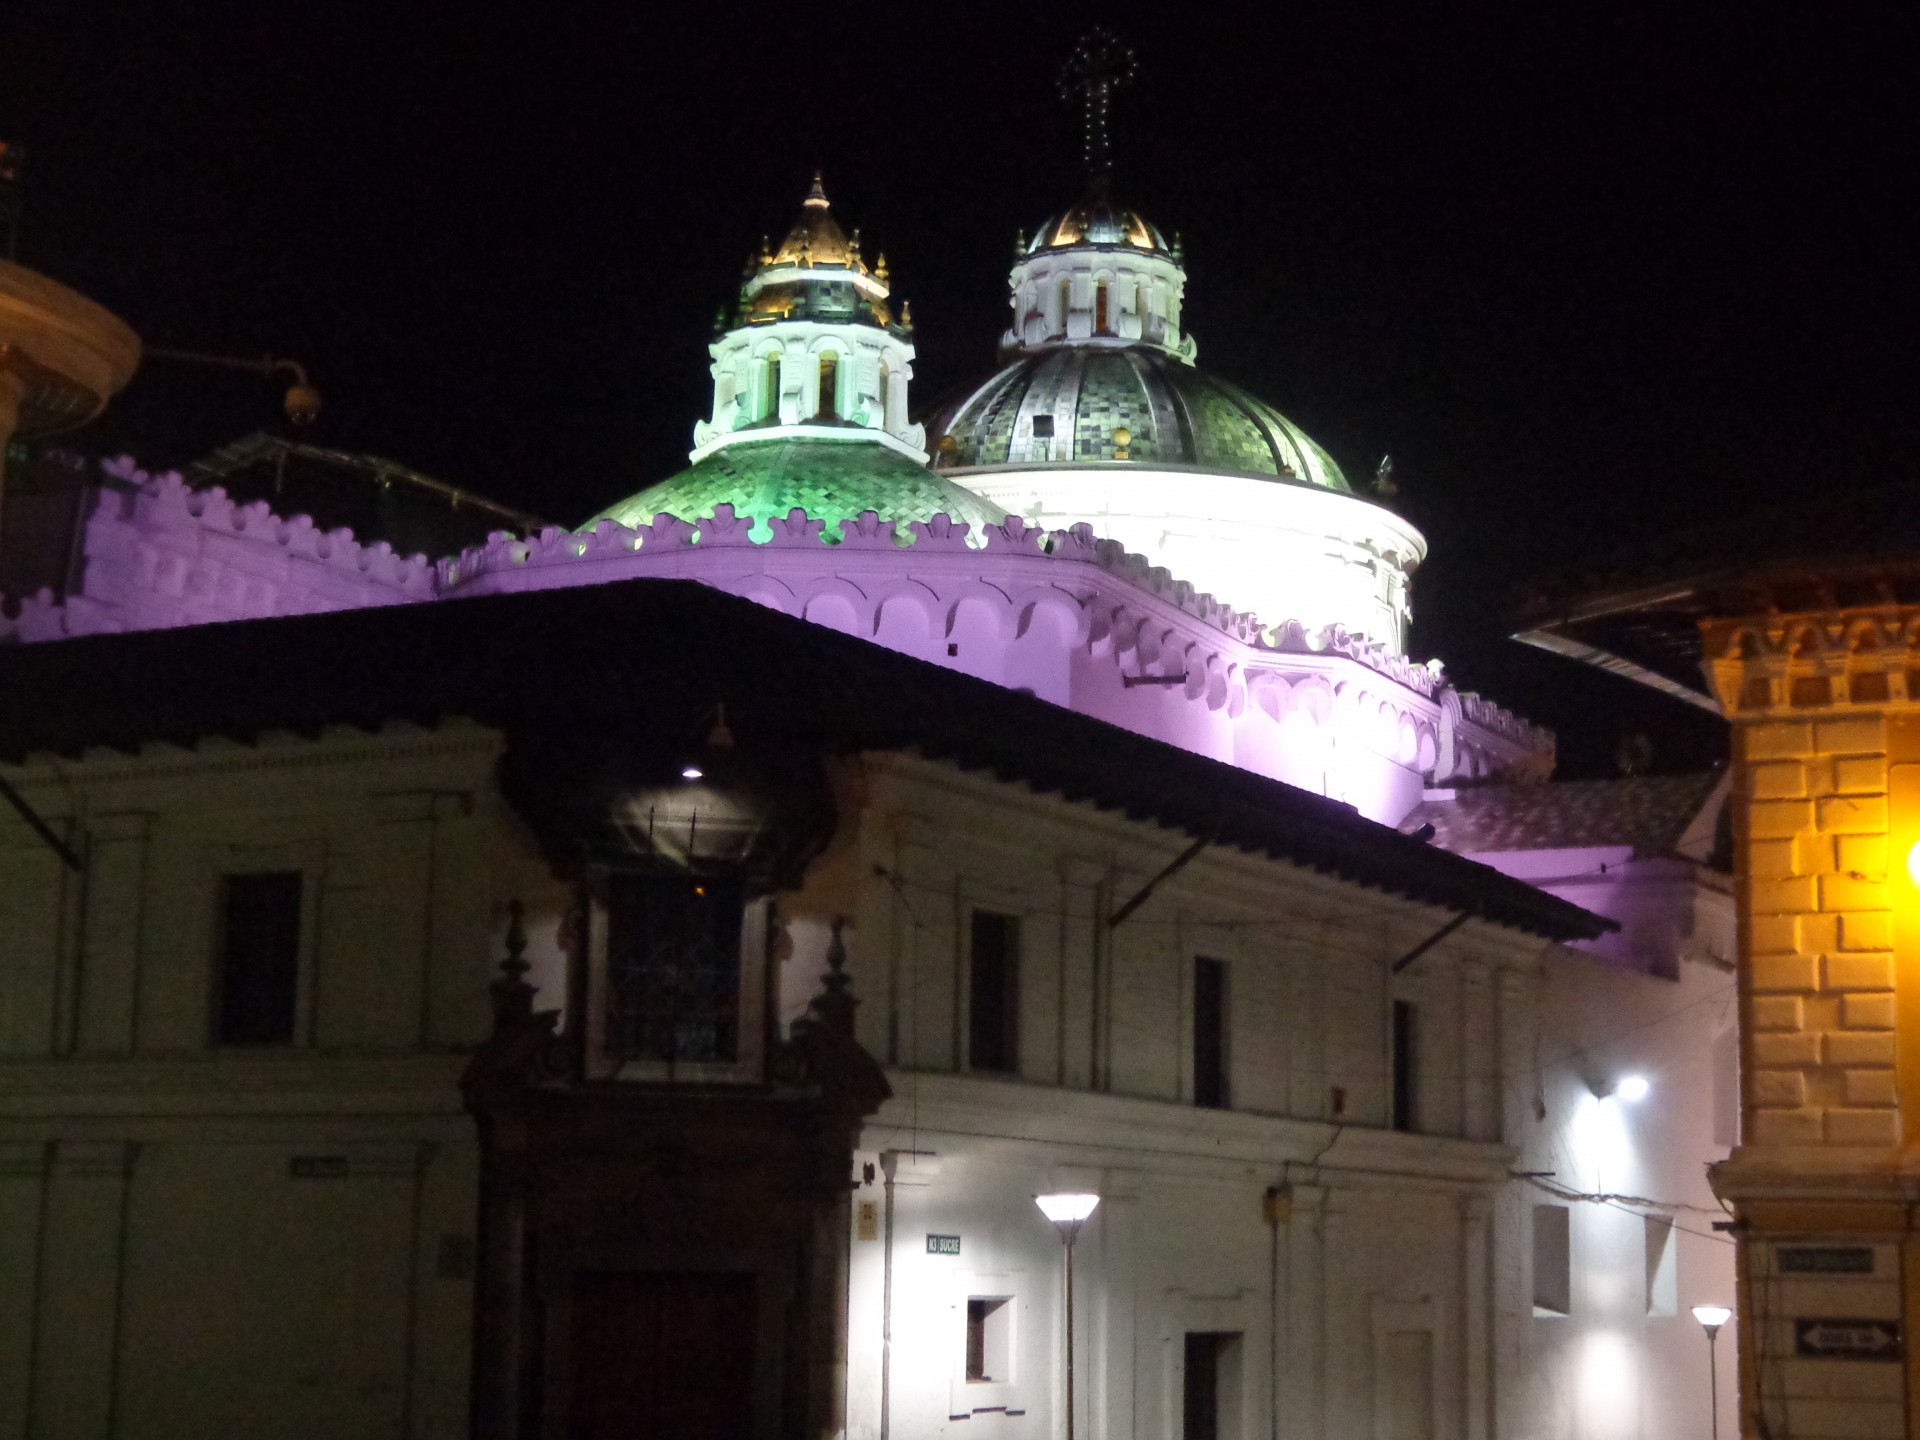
[[588, 439, 1004, 544], [1072, 352, 1162, 462], [932, 350, 1351, 491]]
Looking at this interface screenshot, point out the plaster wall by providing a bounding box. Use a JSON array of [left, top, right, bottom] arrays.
[[0, 724, 573, 1440]]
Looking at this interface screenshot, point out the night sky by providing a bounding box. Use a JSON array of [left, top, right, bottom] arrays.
[[5, 4, 1914, 778]]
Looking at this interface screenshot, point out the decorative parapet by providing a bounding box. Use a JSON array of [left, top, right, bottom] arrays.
[[1, 456, 438, 640], [1704, 605, 1920, 715]]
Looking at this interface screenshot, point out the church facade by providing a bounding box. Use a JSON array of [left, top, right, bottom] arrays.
[[2, 45, 1735, 1439]]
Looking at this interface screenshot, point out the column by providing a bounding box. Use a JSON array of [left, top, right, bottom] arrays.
[[30, 1140, 138, 1440]]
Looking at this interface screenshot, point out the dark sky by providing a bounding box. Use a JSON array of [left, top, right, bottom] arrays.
[[5, 3, 1914, 777]]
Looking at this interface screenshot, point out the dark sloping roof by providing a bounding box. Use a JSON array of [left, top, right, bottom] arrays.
[[1511, 481, 1920, 711], [0, 578, 1609, 941], [1406, 773, 1723, 858]]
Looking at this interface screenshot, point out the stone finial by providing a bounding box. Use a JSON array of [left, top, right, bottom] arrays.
[[488, 900, 535, 1033]]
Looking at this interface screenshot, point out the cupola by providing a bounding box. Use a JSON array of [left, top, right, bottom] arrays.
[[691, 177, 926, 464]]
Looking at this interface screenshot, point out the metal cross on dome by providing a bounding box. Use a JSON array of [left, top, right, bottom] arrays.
[[1058, 27, 1137, 190]]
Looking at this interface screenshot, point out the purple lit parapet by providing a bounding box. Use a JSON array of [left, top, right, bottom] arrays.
[[2, 457, 433, 640], [1, 461, 1551, 826]]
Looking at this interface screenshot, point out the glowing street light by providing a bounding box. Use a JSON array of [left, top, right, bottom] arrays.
[[1036, 1192, 1100, 1440], [1693, 1304, 1732, 1440]]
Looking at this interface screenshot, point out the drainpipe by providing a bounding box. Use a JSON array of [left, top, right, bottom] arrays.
[[880, 1150, 899, 1440]]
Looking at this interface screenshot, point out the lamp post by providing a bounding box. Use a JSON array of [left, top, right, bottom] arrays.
[[1692, 1304, 1732, 1440], [1036, 1192, 1100, 1440]]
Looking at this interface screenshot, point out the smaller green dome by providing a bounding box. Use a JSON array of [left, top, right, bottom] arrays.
[[587, 439, 1006, 545]]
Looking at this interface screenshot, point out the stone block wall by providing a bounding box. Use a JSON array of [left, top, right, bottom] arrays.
[[1741, 713, 1904, 1150]]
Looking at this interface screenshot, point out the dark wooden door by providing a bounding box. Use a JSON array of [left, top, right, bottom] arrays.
[[567, 1270, 757, 1440]]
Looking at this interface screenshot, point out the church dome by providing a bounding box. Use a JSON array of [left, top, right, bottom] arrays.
[[930, 348, 1352, 492], [587, 438, 1003, 546], [1026, 201, 1172, 255]]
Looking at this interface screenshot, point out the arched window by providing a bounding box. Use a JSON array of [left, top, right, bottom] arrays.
[[1095, 280, 1110, 334], [817, 352, 839, 419], [878, 359, 893, 432], [762, 351, 782, 421], [1057, 278, 1071, 335]]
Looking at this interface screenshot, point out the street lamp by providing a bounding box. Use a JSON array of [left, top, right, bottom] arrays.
[[1036, 1192, 1100, 1440], [1692, 1304, 1732, 1440]]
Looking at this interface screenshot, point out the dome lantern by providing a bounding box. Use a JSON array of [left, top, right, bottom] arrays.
[[692, 176, 926, 465]]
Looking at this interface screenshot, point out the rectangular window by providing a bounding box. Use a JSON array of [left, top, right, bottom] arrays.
[[1391, 999, 1418, 1132], [215, 871, 303, 1045], [1030, 414, 1055, 438], [968, 910, 1019, 1073], [966, 1297, 1012, 1383], [1533, 1204, 1572, 1316], [1193, 956, 1229, 1109], [604, 871, 745, 1064]]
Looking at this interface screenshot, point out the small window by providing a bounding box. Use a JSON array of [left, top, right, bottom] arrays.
[[966, 1297, 1012, 1382], [215, 872, 303, 1045], [968, 910, 1019, 1073], [1057, 277, 1071, 334], [817, 352, 839, 419], [878, 359, 893, 431], [605, 871, 745, 1065], [762, 352, 782, 420], [1391, 999, 1418, 1132], [1030, 414, 1055, 439], [1533, 1204, 1571, 1316], [1095, 280, 1110, 334], [1193, 957, 1229, 1109]]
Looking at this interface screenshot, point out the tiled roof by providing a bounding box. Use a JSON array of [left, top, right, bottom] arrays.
[[589, 439, 1002, 542], [1405, 773, 1724, 857], [0, 578, 1609, 942]]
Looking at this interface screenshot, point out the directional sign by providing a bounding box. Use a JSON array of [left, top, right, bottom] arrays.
[[1795, 1318, 1902, 1361]]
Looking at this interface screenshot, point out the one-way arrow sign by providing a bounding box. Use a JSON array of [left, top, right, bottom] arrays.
[[1795, 1318, 1902, 1361]]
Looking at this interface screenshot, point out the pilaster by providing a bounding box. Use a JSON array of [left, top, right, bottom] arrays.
[[29, 1140, 139, 1440]]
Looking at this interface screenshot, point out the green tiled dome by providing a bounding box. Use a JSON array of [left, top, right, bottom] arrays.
[[587, 439, 1006, 544], [929, 349, 1351, 491]]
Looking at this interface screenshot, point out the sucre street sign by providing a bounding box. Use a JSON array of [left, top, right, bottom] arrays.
[[1795, 1318, 1902, 1361]]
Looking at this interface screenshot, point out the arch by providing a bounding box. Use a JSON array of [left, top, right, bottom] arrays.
[[1248, 673, 1290, 723], [801, 582, 864, 636], [1787, 622, 1828, 659], [1009, 586, 1090, 646], [941, 582, 1017, 640], [870, 580, 942, 642], [1846, 617, 1885, 653], [1292, 675, 1335, 726], [720, 575, 799, 615]]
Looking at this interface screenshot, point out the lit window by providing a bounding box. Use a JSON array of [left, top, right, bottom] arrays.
[[1533, 1204, 1571, 1316], [966, 1297, 1012, 1382], [214, 872, 303, 1046], [604, 871, 744, 1065], [968, 911, 1019, 1073], [762, 352, 782, 420]]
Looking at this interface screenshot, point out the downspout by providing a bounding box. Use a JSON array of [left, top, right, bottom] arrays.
[[880, 1150, 898, 1440]]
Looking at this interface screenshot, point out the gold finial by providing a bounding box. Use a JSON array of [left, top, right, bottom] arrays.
[[849, 227, 863, 270], [805, 171, 829, 208], [758, 234, 772, 266], [899, 299, 912, 329], [874, 252, 889, 283], [1113, 425, 1132, 460]]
